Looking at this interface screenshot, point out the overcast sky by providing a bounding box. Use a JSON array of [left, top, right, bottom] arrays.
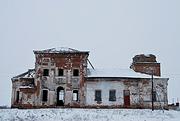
[[0, 0, 180, 106]]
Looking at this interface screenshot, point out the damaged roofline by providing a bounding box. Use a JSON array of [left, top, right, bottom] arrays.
[[11, 69, 35, 81], [33, 47, 90, 54], [33, 50, 90, 54]]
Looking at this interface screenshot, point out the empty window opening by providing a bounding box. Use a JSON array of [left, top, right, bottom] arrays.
[[16, 91, 19, 103], [58, 69, 64, 76], [42, 90, 48, 102], [73, 90, 78, 101], [43, 69, 49, 76], [95, 90, 102, 101], [73, 69, 79, 76], [124, 90, 130, 96], [59, 90, 64, 101], [109, 90, 116, 101]]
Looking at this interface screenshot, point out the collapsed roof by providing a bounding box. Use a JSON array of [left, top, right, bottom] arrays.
[[12, 69, 35, 80]]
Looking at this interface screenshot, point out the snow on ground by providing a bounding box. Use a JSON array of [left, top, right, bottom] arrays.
[[0, 108, 180, 121]]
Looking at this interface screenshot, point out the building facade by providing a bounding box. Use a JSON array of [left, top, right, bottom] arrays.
[[11, 47, 168, 109]]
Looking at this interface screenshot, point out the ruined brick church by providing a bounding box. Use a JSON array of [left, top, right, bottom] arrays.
[[11, 47, 168, 109]]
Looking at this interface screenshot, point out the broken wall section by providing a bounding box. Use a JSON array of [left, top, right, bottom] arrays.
[[130, 54, 161, 76], [11, 77, 36, 108]]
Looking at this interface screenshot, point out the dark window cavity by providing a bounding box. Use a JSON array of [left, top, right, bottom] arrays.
[[43, 69, 49, 76], [42, 90, 48, 102], [73, 90, 78, 101], [58, 69, 64, 76], [109, 90, 116, 101], [95, 90, 102, 101], [152, 91, 157, 102], [73, 69, 79, 76], [16, 91, 19, 103]]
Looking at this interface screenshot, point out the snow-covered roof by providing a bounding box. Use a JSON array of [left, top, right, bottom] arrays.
[[33, 47, 89, 54], [12, 69, 35, 80], [87, 68, 162, 78]]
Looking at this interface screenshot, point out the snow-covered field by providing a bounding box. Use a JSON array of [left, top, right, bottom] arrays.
[[0, 108, 180, 121]]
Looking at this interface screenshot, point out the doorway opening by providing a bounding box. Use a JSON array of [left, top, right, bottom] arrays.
[[57, 86, 65, 106], [123, 90, 130, 107]]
